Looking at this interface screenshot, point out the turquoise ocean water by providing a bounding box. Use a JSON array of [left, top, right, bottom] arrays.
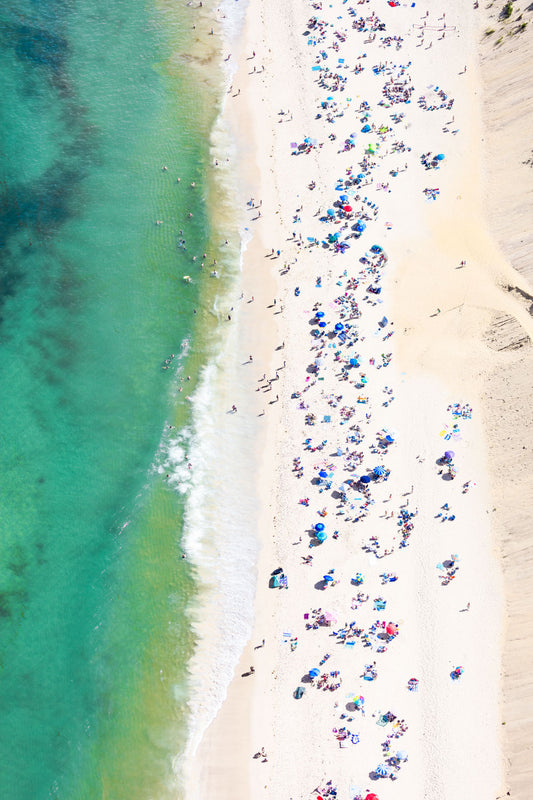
[[0, 1, 240, 797]]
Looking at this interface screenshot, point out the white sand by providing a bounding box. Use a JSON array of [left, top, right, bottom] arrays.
[[181, 0, 524, 797]]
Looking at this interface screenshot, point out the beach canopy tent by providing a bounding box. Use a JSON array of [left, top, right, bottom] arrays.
[[323, 575, 334, 582], [361, 124, 371, 132], [385, 434, 394, 443], [370, 244, 383, 253], [315, 522, 325, 532], [319, 470, 328, 478]]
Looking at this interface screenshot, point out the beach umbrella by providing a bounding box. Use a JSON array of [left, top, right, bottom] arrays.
[[316, 530, 327, 542], [327, 208, 335, 216], [436, 153, 445, 160], [318, 321, 327, 328], [444, 450, 455, 459], [365, 795, 380, 800], [355, 221, 366, 232], [315, 357, 324, 366], [375, 764, 389, 777], [323, 575, 334, 582], [340, 194, 349, 202], [343, 205, 353, 212], [385, 434, 394, 443], [315, 311, 325, 318], [386, 622, 398, 637], [349, 358, 359, 367], [373, 466, 386, 476], [360, 475, 371, 484], [354, 695, 364, 707], [335, 322, 344, 331], [324, 611, 337, 623], [314, 522, 325, 532], [396, 750, 408, 761], [358, 173, 365, 179], [308, 668, 320, 678], [361, 124, 371, 133], [318, 470, 328, 479]]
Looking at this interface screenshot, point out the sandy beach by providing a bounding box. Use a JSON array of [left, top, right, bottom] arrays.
[[184, 0, 533, 798]]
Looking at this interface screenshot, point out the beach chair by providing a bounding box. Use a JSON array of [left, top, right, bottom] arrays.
[[344, 640, 356, 649]]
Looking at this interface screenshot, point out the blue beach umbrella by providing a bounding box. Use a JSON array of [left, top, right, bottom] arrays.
[[309, 668, 320, 678], [316, 530, 327, 542], [373, 466, 386, 476], [316, 311, 325, 318], [349, 358, 359, 367], [319, 470, 328, 478], [340, 194, 349, 202], [314, 522, 325, 532], [358, 173, 365, 179], [376, 764, 389, 777], [436, 153, 445, 160], [335, 322, 344, 331], [327, 208, 335, 216], [318, 321, 327, 328], [360, 475, 371, 484], [361, 124, 371, 133], [355, 221, 366, 232], [323, 575, 334, 582]]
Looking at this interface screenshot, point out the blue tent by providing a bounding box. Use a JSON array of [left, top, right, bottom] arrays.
[[361, 124, 371, 133], [319, 470, 328, 478]]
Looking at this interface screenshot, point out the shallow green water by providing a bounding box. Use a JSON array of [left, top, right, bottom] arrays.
[[0, 1, 220, 797]]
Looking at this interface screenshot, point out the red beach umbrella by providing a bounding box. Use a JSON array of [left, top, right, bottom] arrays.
[[365, 794, 380, 800], [343, 205, 353, 212], [386, 622, 398, 636]]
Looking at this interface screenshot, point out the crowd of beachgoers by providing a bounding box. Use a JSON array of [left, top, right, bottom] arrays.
[[229, 2, 489, 799]]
